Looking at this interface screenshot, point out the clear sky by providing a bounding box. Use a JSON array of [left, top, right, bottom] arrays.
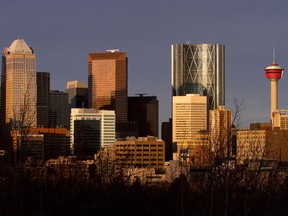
[[1, 0, 288, 129]]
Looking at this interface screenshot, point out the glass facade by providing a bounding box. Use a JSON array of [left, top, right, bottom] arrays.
[[172, 43, 225, 110]]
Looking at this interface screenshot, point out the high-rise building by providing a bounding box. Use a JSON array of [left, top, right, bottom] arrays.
[[65, 80, 88, 109], [161, 118, 172, 161], [171, 43, 225, 110], [70, 108, 116, 151], [172, 94, 208, 148], [49, 90, 69, 128], [88, 50, 127, 122], [1, 39, 37, 127], [37, 72, 50, 128], [128, 94, 159, 137]]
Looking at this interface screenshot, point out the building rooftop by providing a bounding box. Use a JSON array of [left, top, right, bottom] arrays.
[[8, 39, 33, 54]]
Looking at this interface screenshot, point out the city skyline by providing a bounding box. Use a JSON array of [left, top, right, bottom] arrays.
[[1, 1, 288, 128]]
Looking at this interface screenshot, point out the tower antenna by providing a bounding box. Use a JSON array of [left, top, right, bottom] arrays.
[[273, 45, 276, 64]]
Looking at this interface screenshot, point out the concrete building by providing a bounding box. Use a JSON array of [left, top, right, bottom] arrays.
[[128, 94, 159, 137], [1, 39, 37, 127], [49, 90, 69, 128], [171, 43, 225, 110], [172, 94, 208, 148], [88, 50, 127, 123], [209, 105, 232, 157], [70, 108, 116, 152], [114, 136, 165, 173], [37, 72, 50, 128]]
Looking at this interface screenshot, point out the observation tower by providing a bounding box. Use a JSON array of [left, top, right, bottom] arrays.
[[265, 51, 284, 122]]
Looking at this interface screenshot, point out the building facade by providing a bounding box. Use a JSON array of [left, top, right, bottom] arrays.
[[161, 118, 172, 161], [171, 43, 225, 110], [114, 136, 165, 173], [209, 105, 232, 157], [128, 94, 159, 137], [37, 72, 50, 128], [66, 80, 88, 109], [70, 108, 116, 151], [1, 39, 37, 127], [49, 90, 69, 128], [88, 50, 127, 122], [172, 94, 208, 145]]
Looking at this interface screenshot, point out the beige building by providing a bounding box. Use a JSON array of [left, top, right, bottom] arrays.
[[1, 39, 37, 127], [114, 136, 165, 173], [272, 109, 288, 130], [88, 50, 127, 122], [209, 105, 232, 157], [237, 129, 288, 165], [172, 94, 207, 151]]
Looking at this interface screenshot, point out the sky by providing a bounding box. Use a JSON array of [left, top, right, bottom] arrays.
[[1, 0, 288, 129]]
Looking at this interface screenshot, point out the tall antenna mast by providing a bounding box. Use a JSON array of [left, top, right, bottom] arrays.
[[273, 45, 276, 64]]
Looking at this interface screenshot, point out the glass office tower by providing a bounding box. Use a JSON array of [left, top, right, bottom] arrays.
[[171, 43, 225, 110]]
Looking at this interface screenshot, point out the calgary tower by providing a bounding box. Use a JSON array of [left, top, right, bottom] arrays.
[[265, 51, 284, 122]]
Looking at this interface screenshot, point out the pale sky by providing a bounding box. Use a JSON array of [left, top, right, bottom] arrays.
[[1, 0, 288, 129]]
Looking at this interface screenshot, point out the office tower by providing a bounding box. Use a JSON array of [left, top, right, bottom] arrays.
[[1, 39, 37, 127], [265, 55, 284, 123], [37, 72, 50, 127], [66, 80, 88, 109], [171, 43, 225, 110], [88, 50, 127, 122], [49, 90, 69, 128], [128, 94, 159, 137], [172, 94, 207, 148], [70, 108, 115, 151], [73, 119, 100, 159], [209, 105, 232, 157], [161, 118, 172, 161]]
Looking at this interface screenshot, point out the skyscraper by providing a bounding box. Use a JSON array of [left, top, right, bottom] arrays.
[[37, 72, 50, 128], [172, 94, 208, 144], [49, 90, 69, 128], [128, 94, 159, 137], [1, 39, 37, 127], [70, 108, 115, 157], [65, 80, 88, 109], [88, 50, 127, 122], [171, 43, 225, 110]]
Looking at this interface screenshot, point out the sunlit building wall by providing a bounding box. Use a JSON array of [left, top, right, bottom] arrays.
[[88, 50, 127, 122], [1, 39, 37, 127], [209, 105, 232, 157], [114, 136, 165, 173], [172, 94, 208, 146]]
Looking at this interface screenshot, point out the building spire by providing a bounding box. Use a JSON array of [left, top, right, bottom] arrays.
[[273, 45, 276, 65]]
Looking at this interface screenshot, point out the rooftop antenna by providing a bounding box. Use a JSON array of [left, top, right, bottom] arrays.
[[273, 45, 276, 64], [135, 93, 147, 97]]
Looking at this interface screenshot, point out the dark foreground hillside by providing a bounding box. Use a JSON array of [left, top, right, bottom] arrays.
[[1, 163, 288, 216]]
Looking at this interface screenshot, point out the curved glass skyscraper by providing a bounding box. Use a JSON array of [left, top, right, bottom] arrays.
[[171, 43, 225, 110]]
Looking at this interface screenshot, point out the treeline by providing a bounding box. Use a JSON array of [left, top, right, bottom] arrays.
[[1, 162, 288, 216]]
